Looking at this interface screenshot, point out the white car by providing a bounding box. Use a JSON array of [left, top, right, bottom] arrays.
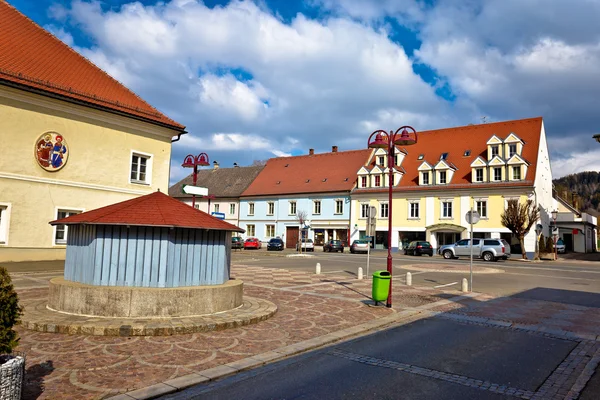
[[296, 239, 315, 252]]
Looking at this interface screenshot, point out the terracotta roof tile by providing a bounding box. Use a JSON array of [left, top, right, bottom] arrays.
[[50, 191, 243, 232], [169, 165, 266, 199], [242, 149, 372, 196], [0, 1, 184, 131]]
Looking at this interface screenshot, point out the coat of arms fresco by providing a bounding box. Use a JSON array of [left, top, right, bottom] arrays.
[[35, 132, 68, 171]]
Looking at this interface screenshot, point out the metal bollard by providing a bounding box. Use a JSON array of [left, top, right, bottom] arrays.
[[462, 278, 469, 293], [358, 267, 363, 280], [316, 263, 321, 274], [406, 272, 412, 286]]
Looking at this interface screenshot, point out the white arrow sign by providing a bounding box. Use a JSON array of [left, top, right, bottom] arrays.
[[182, 185, 208, 196]]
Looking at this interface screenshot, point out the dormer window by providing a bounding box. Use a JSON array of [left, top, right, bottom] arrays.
[[440, 153, 448, 160], [361, 176, 367, 187], [439, 171, 447, 184], [475, 168, 484, 182], [509, 144, 517, 157], [493, 167, 502, 181], [422, 172, 429, 185], [491, 145, 499, 157], [512, 166, 521, 180], [378, 156, 385, 166], [375, 176, 381, 187]]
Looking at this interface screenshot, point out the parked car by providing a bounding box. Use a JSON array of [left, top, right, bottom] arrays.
[[404, 241, 433, 256], [296, 238, 314, 252], [323, 240, 344, 252], [439, 238, 511, 261], [243, 237, 262, 250], [267, 238, 284, 251], [556, 238, 566, 254], [350, 240, 370, 254], [231, 236, 243, 249]]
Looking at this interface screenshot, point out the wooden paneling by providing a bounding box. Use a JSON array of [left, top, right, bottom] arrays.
[[65, 225, 231, 288]]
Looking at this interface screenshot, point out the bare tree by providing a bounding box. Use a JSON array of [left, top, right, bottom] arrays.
[[251, 159, 267, 166], [295, 210, 308, 253], [500, 199, 540, 259]]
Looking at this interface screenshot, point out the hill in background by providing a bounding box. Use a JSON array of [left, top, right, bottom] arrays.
[[553, 171, 600, 216]]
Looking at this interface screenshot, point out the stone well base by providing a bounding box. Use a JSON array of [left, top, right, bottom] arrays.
[[48, 277, 243, 318]]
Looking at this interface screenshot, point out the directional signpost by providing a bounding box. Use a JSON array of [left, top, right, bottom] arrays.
[[211, 212, 226, 220], [182, 185, 208, 197], [465, 208, 480, 292]]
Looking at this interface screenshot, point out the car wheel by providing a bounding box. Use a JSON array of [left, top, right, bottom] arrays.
[[482, 252, 494, 262], [429, 253, 433, 257], [443, 250, 453, 259]]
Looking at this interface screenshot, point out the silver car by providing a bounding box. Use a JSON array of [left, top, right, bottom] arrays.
[[439, 238, 511, 261]]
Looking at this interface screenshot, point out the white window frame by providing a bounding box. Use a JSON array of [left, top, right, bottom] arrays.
[[409, 201, 420, 219], [422, 172, 429, 185], [509, 143, 517, 157], [313, 200, 321, 215], [335, 199, 344, 215], [53, 207, 84, 246], [378, 156, 385, 166], [360, 203, 369, 219], [491, 145, 499, 158], [129, 150, 153, 185], [439, 171, 447, 184], [229, 203, 236, 215], [476, 199, 488, 218], [475, 168, 484, 182], [512, 166, 521, 180], [361, 176, 367, 188], [289, 201, 297, 215], [0, 203, 11, 245], [267, 202, 275, 216], [374, 175, 381, 187], [248, 202, 255, 216], [246, 224, 255, 237], [494, 167, 502, 181], [380, 202, 389, 219], [266, 224, 275, 238], [214, 204, 220, 213], [441, 201, 453, 219]]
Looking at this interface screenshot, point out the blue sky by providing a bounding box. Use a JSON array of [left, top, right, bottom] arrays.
[[9, 0, 600, 182]]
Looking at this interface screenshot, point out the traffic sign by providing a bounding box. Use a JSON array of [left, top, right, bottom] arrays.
[[211, 212, 226, 220], [182, 185, 208, 196], [552, 227, 559, 236], [465, 210, 480, 225]]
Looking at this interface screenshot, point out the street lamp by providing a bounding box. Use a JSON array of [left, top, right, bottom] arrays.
[[182, 153, 210, 208], [367, 126, 418, 308], [551, 209, 558, 261]]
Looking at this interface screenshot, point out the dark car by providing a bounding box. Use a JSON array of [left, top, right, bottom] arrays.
[[323, 240, 344, 253], [404, 241, 433, 256], [231, 237, 243, 249], [267, 238, 284, 251]]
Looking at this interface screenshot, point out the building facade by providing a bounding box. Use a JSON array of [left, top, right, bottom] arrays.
[[350, 118, 554, 258], [240, 147, 371, 248], [0, 2, 185, 262], [554, 194, 598, 253]]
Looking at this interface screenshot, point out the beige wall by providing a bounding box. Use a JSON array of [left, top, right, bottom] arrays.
[[0, 86, 177, 262]]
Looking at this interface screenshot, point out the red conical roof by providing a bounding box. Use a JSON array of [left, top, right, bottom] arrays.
[[50, 191, 243, 232]]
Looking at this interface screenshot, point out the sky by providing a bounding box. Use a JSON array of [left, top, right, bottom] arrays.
[[10, 0, 600, 184]]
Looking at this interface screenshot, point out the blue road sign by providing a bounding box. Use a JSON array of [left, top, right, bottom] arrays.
[[211, 212, 226, 220]]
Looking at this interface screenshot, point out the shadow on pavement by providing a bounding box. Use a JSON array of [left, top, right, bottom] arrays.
[[22, 360, 54, 399]]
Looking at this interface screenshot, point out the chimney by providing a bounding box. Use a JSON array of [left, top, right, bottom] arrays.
[[233, 162, 239, 167], [213, 161, 219, 170], [309, 148, 314, 155], [332, 145, 338, 153]]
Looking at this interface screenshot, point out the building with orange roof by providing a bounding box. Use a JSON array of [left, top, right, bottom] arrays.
[[0, 2, 185, 262], [240, 146, 372, 248], [350, 117, 554, 258]]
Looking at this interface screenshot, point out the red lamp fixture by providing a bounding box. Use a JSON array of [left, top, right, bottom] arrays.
[[181, 153, 211, 208]]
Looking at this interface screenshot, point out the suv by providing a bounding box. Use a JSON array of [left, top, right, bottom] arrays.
[[296, 238, 315, 252], [404, 241, 433, 256], [439, 238, 510, 262], [231, 237, 243, 250], [323, 240, 344, 253]]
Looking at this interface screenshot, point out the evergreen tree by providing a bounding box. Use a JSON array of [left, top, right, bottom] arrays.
[[0, 267, 22, 354], [538, 234, 547, 253], [546, 237, 554, 254]]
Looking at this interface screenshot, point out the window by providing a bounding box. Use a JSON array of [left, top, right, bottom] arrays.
[[361, 203, 369, 218], [289, 201, 297, 215], [509, 143, 517, 157], [476, 200, 488, 218], [374, 176, 381, 187], [439, 171, 447, 184], [494, 167, 502, 181], [440, 153, 448, 160], [335, 200, 343, 214], [394, 155, 399, 166], [214, 204, 220, 213], [248, 203, 255, 216], [418, 154, 424, 160], [464, 150, 471, 156], [229, 203, 236, 215], [130, 153, 150, 184], [378, 156, 385, 166], [361, 176, 367, 188], [246, 224, 255, 237], [422, 172, 429, 185], [380, 203, 389, 218], [194, 205, 200, 210], [491, 145, 499, 157], [0, 205, 8, 244], [475, 168, 484, 182], [267, 202, 275, 215], [442, 201, 452, 218], [313, 200, 321, 214], [409, 202, 419, 219], [55, 209, 81, 244], [512, 166, 521, 180], [266, 225, 275, 237]]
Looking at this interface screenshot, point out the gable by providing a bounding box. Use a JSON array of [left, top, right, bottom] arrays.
[[506, 154, 529, 165], [434, 159, 454, 170], [488, 156, 506, 166], [371, 165, 384, 173], [418, 161, 433, 171], [504, 133, 523, 143], [357, 166, 371, 175], [470, 157, 487, 167], [486, 135, 503, 145]]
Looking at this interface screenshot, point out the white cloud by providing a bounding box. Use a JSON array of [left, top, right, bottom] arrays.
[[551, 148, 600, 178]]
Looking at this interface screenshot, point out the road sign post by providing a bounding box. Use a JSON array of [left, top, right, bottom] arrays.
[[366, 207, 377, 279], [465, 208, 480, 292]]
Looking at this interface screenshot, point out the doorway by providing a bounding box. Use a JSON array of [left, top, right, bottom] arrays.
[[286, 227, 299, 248]]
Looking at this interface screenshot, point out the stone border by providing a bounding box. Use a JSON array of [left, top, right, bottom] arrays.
[[400, 264, 504, 274], [21, 296, 277, 336]]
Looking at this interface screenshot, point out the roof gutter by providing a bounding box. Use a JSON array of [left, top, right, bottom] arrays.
[[171, 131, 187, 143]]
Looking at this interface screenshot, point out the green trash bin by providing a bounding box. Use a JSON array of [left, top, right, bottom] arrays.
[[372, 270, 391, 303]]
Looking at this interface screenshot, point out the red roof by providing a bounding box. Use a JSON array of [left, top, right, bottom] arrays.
[[242, 149, 372, 196], [50, 191, 243, 232], [357, 117, 543, 193], [0, 1, 185, 131]]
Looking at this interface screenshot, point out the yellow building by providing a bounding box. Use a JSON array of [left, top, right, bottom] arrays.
[[350, 118, 554, 258], [0, 2, 185, 262]]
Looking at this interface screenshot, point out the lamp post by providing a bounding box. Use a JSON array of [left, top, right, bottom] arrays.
[[367, 126, 418, 308], [182, 153, 210, 208], [551, 209, 558, 261]]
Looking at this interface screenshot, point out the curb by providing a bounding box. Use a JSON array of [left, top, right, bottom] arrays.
[[107, 293, 477, 399]]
